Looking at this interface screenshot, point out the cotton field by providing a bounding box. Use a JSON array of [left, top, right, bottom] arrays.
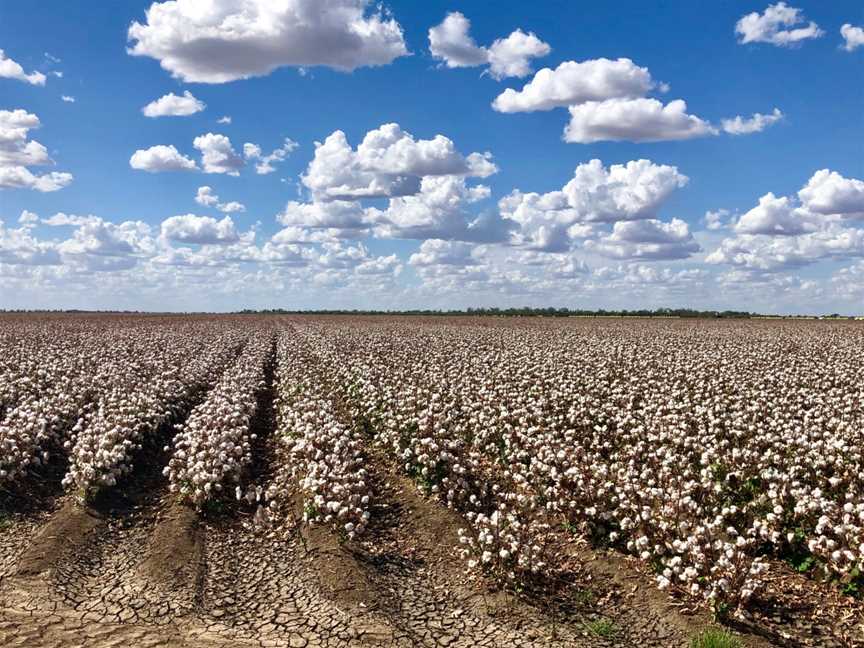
[[1, 314, 863, 648]]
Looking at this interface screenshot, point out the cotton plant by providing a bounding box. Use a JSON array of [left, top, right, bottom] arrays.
[[267, 331, 372, 540], [0, 325, 111, 486], [166, 332, 273, 508]]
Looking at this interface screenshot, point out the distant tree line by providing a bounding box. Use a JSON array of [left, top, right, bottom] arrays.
[[0, 309, 149, 314], [1, 308, 859, 319], [235, 307, 761, 318]]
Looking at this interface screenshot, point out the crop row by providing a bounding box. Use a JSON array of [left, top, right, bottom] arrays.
[[62, 327, 247, 499], [265, 328, 372, 539], [0, 319, 254, 499], [165, 330, 274, 507]]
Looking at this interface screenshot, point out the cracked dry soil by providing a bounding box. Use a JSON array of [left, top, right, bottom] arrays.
[[0, 485, 714, 648]]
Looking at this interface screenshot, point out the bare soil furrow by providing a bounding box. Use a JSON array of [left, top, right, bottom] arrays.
[[353, 452, 593, 647], [193, 344, 401, 647]]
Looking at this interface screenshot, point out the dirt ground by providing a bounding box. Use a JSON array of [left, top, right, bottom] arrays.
[[0, 450, 813, 648], [2, 474, 861, 647], [0, 492, 709, 647]]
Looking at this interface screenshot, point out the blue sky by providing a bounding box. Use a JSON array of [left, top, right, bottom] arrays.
[[0, 1, 862, 312]]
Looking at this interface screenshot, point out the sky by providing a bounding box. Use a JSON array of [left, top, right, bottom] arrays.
[[0, 0, 862, 313]]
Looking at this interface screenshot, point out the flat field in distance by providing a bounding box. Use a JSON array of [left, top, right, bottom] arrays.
[[1, 314, 862, 647]]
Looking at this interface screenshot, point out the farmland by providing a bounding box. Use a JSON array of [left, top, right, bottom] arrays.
[[1, 314, 863, 647]]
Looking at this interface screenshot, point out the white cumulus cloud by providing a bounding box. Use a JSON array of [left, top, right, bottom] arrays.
[[244, 137, 299, 174], [584, 218, 700, 260], [0, 49, 46, 85], [0, 109, 73, 192], [369, 175, 512, 242], [217, 201, 246, 213], [161, 214, 241, 244], [195, 185, 219, 207], [193, 133, 244, 175], [707, 169, 864, 273], [428, 12, 489, 69], [493, 57, 785, 145], [707, 226, 864, 272], [735, 3, 823, 47], [0, 221, 60, 265], [492, 58, 655, 113], [554, 159, 685, 222], [142, 90, 206, 117], [302, 123, 496, 200], [18, 209, 40, 225], [428, 12, 550, 81], [278, 199, 369, 230], [409, 238, 479, 266], [721, 108, 783, 135], [734, 193, 815, 236], [498, 159, 688, 252], [355, 253, 401, 276], [703, 209, 734, 231], [798, 169, 864, 218], [564, 98, 716, 143], [195, 186, 246, 213], [486, 29, 551, 80], [501, 159, 688, 251], [841, 24, 864, 52], [56, 215, 156, 271], [130, 144, 198, 172], [128, 0, 409, 83]]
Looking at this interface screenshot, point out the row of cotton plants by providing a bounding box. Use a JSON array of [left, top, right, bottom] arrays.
[[165, 331, 273, 508], [266, 329, 372, 540], [62, 325, 246, 499], [0, 325, 105, 485], [288, 319, 864, 616]]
